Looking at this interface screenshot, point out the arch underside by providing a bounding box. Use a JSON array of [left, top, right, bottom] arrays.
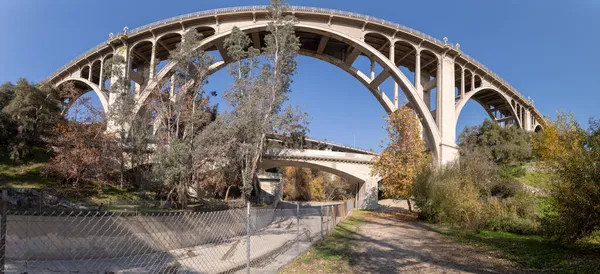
[[54, 77, 110, 114], [261, 159, 365, 184], [456, 87, 522, 128], [134, 23, 442, 158]]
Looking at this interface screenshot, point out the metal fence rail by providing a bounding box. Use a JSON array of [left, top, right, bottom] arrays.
[[0, 197, 354, 274]]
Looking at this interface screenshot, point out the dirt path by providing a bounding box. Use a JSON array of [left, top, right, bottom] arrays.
[[348, 210, 521, 273], [283, 200, 526, 274]]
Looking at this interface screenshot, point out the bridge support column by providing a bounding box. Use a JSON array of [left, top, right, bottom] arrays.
[[99, 60, 104, 90], [460, 67, 465, 98], [149, 42, 156, 79], [106, 45, 129, 134], [415, 51, 424, 100], [370, 59, 375, 80], [357, 179, 378, 210], [422, 74, 432, 110], [437, 53, 459, 166], [390, 42, 399, 108], [523, 109, 532, 131]]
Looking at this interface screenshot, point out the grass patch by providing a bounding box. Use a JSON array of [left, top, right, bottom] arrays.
[[280, 211, 367, 274], [499, 163, 550, 190], [533, 195, 554, 218], [0, 162, 48, 188], [438, 228, 600, 273], [498, 163, 551, 190], [0, 149, 54, 188], [517, 170, 551, 190], [0, 159, 153, 209], [87, 183, 150, 206]]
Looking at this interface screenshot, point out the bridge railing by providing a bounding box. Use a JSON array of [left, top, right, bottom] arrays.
[[304, 136, 378, 155], [0, 195, 356, 273]]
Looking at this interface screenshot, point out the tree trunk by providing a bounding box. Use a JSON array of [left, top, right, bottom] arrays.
[[407, 198, 413, 212], [252, 171, 261, 200], [225, 185, 232, 200]]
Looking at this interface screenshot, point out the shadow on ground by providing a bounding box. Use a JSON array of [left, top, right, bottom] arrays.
[[288, 199, 523, 274]]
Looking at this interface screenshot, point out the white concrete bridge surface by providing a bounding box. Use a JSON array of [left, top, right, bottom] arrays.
[[43, 6, 545, 168]]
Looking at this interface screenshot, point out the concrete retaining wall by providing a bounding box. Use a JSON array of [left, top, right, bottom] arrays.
[[6, 209, 276, 260]]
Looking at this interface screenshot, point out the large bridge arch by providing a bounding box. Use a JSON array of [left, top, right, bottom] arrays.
[[54, 77, 110, 114], [42, 6, 546, 166], [132, 22, 442, 161]]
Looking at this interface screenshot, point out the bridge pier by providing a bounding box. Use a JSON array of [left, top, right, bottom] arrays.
[[437, 54, 460, 165], [357, 179, 379, 209], [106, 45, 129, 134]]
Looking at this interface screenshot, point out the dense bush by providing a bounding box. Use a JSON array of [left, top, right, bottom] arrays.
[[485, 193, 539, 234], [413, 162, 485, 231], [459, 119, 533, 164], [413, 152, 538, 234], [486, 213, 540, 235], [534, 113, 600, 243], [541, 150, 600, 243], [490, 178, 523, 198]]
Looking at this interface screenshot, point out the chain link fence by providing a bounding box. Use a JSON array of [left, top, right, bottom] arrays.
[[0, 192, 355, 274]]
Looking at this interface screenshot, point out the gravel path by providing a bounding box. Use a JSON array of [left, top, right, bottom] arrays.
[[341, 200, 525, 273]]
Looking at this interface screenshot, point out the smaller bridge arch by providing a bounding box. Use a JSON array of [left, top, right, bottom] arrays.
[[364, 32, 392, 59], [455, 86, 521, 128], [54, 77, 110, 114]]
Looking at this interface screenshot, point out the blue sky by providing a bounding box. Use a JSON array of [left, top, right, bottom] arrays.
[[1, 0, 599, 151]]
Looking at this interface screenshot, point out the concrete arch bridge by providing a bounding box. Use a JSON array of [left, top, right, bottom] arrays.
[[262, 137, 379, 209], [43, 6, 545, 166]]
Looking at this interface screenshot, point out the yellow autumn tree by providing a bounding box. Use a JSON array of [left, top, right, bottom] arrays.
[[532, 111, 600, 243], [371, 105, 430, 211], [282, 166, 313, 201], [309, 175, 326, 201], [533, 111, 586, 164]]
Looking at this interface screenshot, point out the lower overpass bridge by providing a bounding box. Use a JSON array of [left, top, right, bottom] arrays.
[[261, 147, 379, 210]]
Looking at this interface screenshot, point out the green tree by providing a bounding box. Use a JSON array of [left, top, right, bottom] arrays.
[[371, 105, 430, 211], [459, 119, 532, 164], [1, 79, 62, 161], [103, 54, 139, 188], [200, 0, 307, 200], [0, 82, 16, 152], [588, 118, 600, 153], [150, 29, 217, 208]]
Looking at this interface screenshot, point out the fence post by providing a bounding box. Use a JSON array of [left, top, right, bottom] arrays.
[[325, 205, 331, 235], [1, 189, 7, 274], [330, 206, 333, 233], [296, 203, 299, 242], [39, 189, 42, 213], [334, 205, 337, 225], [246, 201, 250, 274], [320, 205, 324, 240]]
